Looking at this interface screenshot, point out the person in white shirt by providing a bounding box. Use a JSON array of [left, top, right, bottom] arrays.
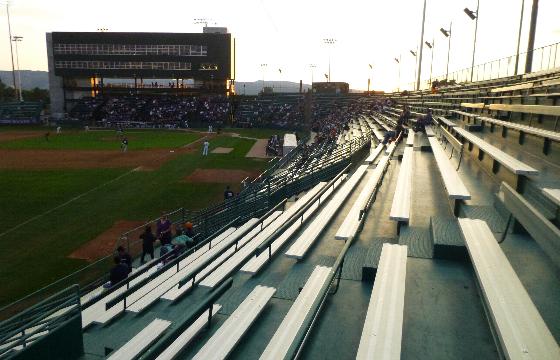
[[202, 140, 209, 156]]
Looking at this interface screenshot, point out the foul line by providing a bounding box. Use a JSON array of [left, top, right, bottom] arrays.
[[0, 169, 137, 239], [0, 135, 207, 239]]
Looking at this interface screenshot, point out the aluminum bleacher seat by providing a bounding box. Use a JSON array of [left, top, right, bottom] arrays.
[[259, 266, 331, 360], [199, 183, 327, 289], [356, 244, 407, 360], [285, 165, 368, 259], [192, 285, 276, 360], [458, 218, 560, 359]]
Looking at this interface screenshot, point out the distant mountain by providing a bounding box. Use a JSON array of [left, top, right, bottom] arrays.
[[0, 70, 49, 90], [0, 71, 313, 95]]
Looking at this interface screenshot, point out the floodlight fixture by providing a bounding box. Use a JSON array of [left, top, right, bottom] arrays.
[[464, 7, 477, 20]]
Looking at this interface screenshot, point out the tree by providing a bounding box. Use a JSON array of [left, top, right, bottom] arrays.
[[0, 78, 16, 101], [22, 87, 50, 104]]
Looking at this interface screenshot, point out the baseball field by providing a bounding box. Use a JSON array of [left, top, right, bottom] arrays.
[[0, 127, 294, 307]]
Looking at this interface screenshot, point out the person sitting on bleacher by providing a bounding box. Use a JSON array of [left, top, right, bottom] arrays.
[[184, 222, 195, 240], [108, 256, 129, 287], [399, 106, 411, 125], [117, 246, 133, 272], [382, 117, 406, 145], [224, 185, 235, 200], [413, 109, 433, 133]]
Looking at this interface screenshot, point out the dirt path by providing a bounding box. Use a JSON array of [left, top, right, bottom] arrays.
[[0, 136, 206, 170], [68, 220, 146, 261], [0, 131, 43, 143], [245, 139, 272, 158]]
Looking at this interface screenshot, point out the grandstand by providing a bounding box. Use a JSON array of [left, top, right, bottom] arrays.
[[2, 50, 560, 360]]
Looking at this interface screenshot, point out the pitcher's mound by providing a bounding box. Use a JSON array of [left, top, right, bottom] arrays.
[[184, 168, 259, 183], [211, 147, 234, 154], [68, 220, 145, 262]]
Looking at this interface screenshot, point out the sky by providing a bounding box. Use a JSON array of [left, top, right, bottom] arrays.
[[0, 0, 559, 91]]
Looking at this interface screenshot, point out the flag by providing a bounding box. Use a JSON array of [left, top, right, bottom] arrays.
[[278, 69, 282, 74], [324, 74, 329, 79], [368, 64, 373, 69]]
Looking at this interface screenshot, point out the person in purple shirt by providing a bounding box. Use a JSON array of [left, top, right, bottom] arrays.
[[156, 212, 172, 247]]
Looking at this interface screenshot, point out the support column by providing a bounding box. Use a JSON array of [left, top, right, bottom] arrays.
[[524, 0, 539, 73]]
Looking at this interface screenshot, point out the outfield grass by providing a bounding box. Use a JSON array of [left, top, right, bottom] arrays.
[[0, 130, 201, 150], [0, 134, 267, 306]]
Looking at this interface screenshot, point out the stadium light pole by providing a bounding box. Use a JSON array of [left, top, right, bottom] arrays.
[[4, 2, 18, 100], [425, 39, 434, 88], [440, 23, 452, 81], [410, 49, 417, 91], [394, 56, 401, 92], [12, 36, 23, 101], [416, 0, 427, 91], [464, 0, 480, 82], [514, 0, 525, 75], [323, 38, 336, 82]]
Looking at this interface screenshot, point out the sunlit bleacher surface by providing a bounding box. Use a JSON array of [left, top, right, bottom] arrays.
[[2, 68, 560, 360]]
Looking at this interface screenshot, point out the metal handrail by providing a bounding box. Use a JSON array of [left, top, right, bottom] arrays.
[[138, 278, 234, 360], [255, 164, 351, 258], [0, 285, 80, 356], [176, 199, 288, 290]]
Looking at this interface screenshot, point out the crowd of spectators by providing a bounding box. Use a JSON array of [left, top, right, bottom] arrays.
[[70, 95, 231, 128], [236, 99, 304, 128]]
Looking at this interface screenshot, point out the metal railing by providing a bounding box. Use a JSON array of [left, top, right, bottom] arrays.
[[139, 278, 234, 360], [0, 285, 81, 358], [397, 41, 560, 91]]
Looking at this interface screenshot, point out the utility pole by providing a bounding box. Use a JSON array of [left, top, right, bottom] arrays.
[[525, 0, 539, 73]]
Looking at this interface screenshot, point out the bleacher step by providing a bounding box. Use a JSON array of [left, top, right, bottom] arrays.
[[361, 238, 397, 282], [430, 216, 468, 262], [463, 123, 482, 132], [459, 205, 507, 233], [397, 226, 433, 259]]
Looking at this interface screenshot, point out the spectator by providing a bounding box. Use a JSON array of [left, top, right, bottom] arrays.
[[156, 212, 172, 247], [171, 229, 193, 253], [382, 118, 405, 145], [413, 109, 433, 133], [184, 222, 195, 240], [108, 256, 129, 287], [140, 225, 156, 263], [117, 246, 133, 272], [224, 185, 235, 200]]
